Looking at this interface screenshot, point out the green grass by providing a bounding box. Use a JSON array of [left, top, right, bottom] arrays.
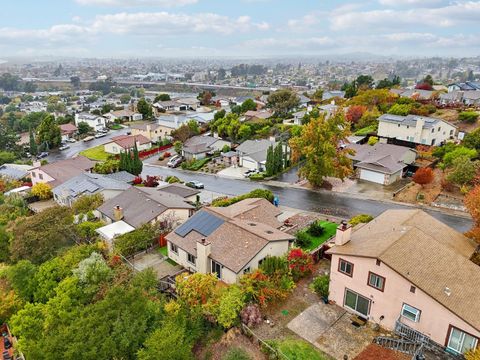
[[268, 339, 328, 360], [183, 157, 211, 171], [109, 124, 123, 130], [296, 221, 337, 251], [158, 246, 167, 256], [80, 145, 110, 161], [354, 124, 377, 136], [222, 348, 251, 360]]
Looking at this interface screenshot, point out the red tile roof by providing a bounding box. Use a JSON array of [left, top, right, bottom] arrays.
[[110, 134, 151, 149]]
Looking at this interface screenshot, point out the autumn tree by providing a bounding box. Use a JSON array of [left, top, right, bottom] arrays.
[[346, 105, 367, 124], [31, 183, 53, 200], [289, 112, 353, 187], [412, 167, 434, 187], [465, 185, 480, 228]]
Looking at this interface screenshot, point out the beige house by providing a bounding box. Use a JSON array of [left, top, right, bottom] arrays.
[[377, 114, 456, 146], [166, 198, 295, 284], [326, 210, 480, 356], [104, 134, 152, 155], [130, 122, 167, 143], [29, 156, 95, 187]]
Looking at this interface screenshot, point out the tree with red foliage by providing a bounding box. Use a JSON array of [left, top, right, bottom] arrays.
[[346, 105, 367, 124], [415, 82, 433, 91], [133, 176, 142, 185], [412, 167, 434, 187], [287, 248, 314, 280], [465, 185, 480, 246], [143, 175, 160, 187]]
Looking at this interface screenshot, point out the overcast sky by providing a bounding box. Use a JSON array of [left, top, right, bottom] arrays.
[[0, 0, 479, 58]]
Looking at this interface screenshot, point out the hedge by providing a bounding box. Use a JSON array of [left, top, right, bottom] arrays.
[[211, 189, 274, 207], [182, 158, 211, 171]]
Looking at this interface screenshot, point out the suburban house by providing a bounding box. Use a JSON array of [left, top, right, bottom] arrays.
[[182, 135, 231, 161], [97, 186, 195, 229], [166, 198, 295, 284], [0, 163, 33, 180], [105, 109, 143, 122], [323, 90, 345, 101], [156, 183, 201, 203], [448, 81, 480, 93], [130, 122, 165, 143], [74, 112, 106, 132], [463, 91, 480, 106], [59, 123, 77, 141], [104, 134, 152, 155], [347, 143, 416, 185], [243, 110, 272, 122], [29, 156, 95, 187], [52, 172, 132, 207], [236, 139, 288, 171], [326, 210, 480, 356], [377, 114, 456, 146], [153, 98, 200, 113]]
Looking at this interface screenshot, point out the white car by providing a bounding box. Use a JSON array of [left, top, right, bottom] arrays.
[[59, 144, 70, 151], [243, 169, 259, 178], [66, 138, 77, 143]]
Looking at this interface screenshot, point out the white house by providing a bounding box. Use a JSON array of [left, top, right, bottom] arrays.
[[377, 114, 456, 146], [104, 135, 152, 155], [75, 112, 106, 132]]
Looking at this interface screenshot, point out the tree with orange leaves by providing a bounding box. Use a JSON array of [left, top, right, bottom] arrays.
[[346, 105, 367, 124], [412, 167, 434, 187], [289, 112, 353, 187]]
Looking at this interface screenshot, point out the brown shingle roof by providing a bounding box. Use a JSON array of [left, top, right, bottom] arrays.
[[167, 198, 292, 273], [35, 156, 95, 186], [327, 209, 480, 331], [109, 134, 151, 149]]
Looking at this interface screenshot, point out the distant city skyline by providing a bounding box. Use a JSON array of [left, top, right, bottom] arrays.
[[1, 0, 479, 58]]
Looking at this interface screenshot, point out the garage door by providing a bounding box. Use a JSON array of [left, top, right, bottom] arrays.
[[360, 169, 385, 184], [241, 157, 258, 170]]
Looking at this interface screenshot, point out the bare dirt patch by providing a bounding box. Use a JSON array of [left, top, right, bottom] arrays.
[[395, 168, 443, 204]]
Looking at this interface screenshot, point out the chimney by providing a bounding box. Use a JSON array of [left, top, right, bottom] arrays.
[[113, 205, 124, 221], [196, 238, 211, 274], [335, 220, 352, 246], [414, 116, 425, 143], [146, 124, 151, 133]]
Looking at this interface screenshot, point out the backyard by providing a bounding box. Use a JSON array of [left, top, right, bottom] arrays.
[[80, 145, 110, 161], [295, 220, 337, 251]]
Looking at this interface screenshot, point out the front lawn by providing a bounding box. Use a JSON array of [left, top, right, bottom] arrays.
[[80, 145, 110, 161], [268, 339, 328, 360], [354, 124, 377, 136], [182, 157, 211, 171], [296, 221, 337, 251]]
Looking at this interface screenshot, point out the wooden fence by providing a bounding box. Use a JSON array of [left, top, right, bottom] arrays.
[[241, 324, 291, 360]]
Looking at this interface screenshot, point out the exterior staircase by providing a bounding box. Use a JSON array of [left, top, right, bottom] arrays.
[[374, 336, 420, 355]]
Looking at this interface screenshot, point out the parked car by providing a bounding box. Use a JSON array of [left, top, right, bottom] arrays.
[[167, 155, 183, 168], [186, 180, 204, 189], [37, 152, 49, 159], [59, 144, 70, 151], [66, 138, 77, 143], [94, 133, 107, 139], [99, 128, 109, 134], [83, 136, 95, 142], [243, 169, 259, 178]]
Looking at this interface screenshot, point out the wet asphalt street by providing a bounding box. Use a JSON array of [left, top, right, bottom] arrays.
[[141, 164, 473, 233]]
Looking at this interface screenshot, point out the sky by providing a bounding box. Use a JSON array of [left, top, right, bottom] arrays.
[[0, 0, 479, 58]]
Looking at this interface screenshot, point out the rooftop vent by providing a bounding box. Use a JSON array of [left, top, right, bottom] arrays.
[[265, 230, 274, 234], [248, 223, 257, 226], [444, 287, 451, 297]]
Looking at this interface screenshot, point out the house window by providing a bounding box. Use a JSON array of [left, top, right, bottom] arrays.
[[438, 127, 441, 132], [39, 173, 43, 180], [410, 286, 416, 293], [211, 260, 222, 279], [406, 125, 409, 129], [258, 257, 266, 267], [368, 272, 386, 291], [187, 253, 196, 265], [243, 267, 251, 274], [31, 172, 36, 178], [344, 289, 370, 317], [431, 128, 435, 133], [450, 129, 454, 135], [376, 259, 381, 266], [170, 243, 178, 254], [338, 258, 354, 277], [447, 326, 479, 355], [398, 124, 401, 127], [401, 303, 421, 322]]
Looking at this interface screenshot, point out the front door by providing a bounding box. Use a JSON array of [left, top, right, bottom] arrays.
[[344, 289, 371, 317], [211, 260, 222, 279]]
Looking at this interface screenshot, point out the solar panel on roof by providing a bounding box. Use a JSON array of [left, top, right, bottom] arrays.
[[175, 211, 224, 237]]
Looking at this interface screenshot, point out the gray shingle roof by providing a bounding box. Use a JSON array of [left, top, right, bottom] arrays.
[[105, 171, 136, 183], [53, 172, 131, 199], [378, 114, 441, 128]]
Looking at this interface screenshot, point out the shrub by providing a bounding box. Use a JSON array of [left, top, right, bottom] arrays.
[[349, 214, 373, 226], [72, 193, 104, 215], [412, 167, 434, 187], [310, 275, 330, 298], [259, 256, 289, 277], [133, 176, 143, 185], [308, 221, 325, 237], [166, 175, 182, 184], [388, 103, 411, 116], [249, 173, 265, 181], [184, 158, 210, 171], [143, 175, 159, 187], [31, 183, 52, 200], [459, 111, 479, 123], [287, 248, 314, 281], [295, 231, 312, 248], [239, 269, 294, 307], [367, 136, 378, 146], [240, 304, 262, 328]]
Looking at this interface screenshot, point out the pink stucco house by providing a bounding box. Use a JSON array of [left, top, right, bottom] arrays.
[[326, 209, 480, 357]]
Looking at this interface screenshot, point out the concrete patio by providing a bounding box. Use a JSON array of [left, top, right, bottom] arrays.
[[288, 302, 389, 359], [131, 251, 182, 279]]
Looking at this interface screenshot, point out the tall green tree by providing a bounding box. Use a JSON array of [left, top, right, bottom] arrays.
[[29, 127, 38, 156], [267, 89, 300, 117], [131, 143, 143, 176], [37, 114, 61, 149], [265, 145, 274, 176], [136, 98, 152, 120], [289, 112, 354, 187]]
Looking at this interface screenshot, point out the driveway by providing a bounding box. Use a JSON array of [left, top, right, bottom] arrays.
[[217, 166, 246, 179], [288, 302, 389, 359]]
